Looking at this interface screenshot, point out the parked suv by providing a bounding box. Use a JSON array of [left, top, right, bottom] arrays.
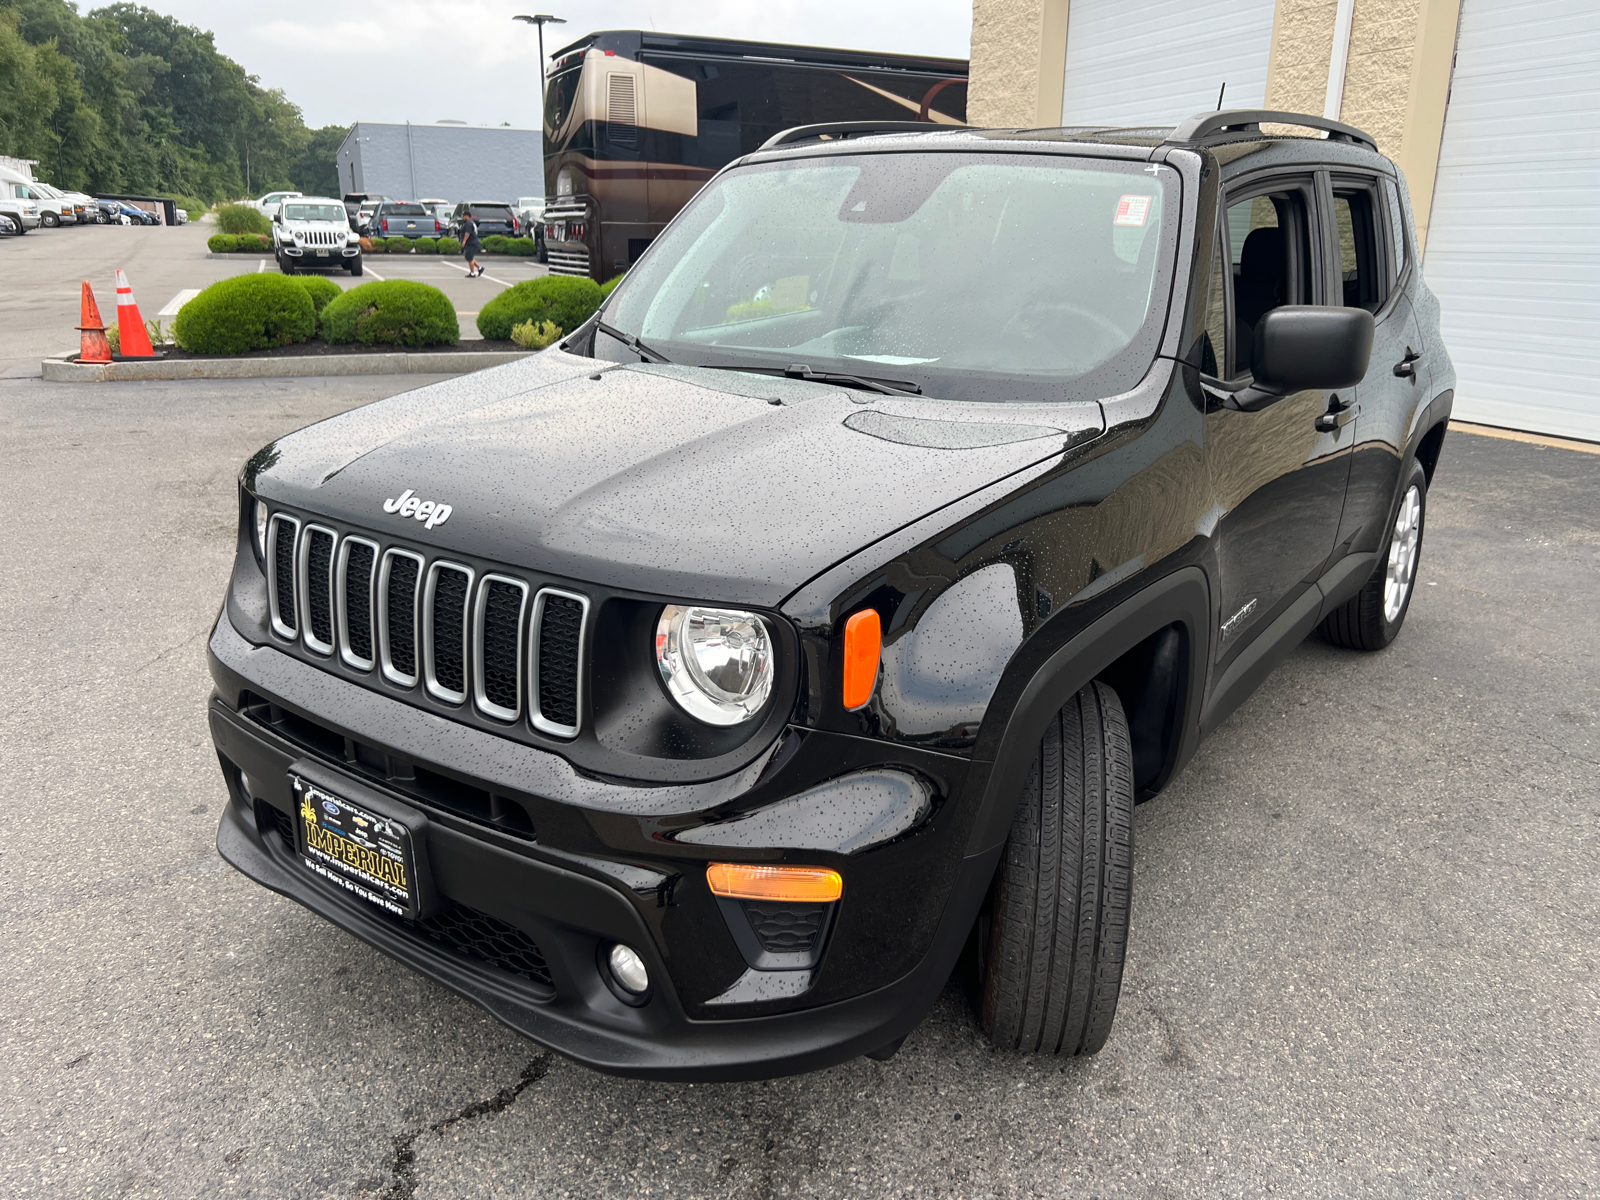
[[449, 200, 518, 240], [274, 196, 363, 274], [211, 111, 1453, 1080]]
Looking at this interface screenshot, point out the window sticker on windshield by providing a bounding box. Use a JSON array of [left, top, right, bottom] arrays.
[[1115, 195, 1152, 227]]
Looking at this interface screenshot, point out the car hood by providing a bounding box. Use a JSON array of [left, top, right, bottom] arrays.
[[246, 351, 1103, 607]]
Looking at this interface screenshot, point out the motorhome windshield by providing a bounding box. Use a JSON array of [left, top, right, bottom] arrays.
[[601, 152, 1178, 403]]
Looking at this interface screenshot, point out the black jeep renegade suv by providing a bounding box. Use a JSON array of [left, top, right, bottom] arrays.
[[209, 110, 1454, 1080]]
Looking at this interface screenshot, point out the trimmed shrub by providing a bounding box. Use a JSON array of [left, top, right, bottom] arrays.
[[208, 233, 239, 253], [294, 275, 342, 314], [173, 274, 317, 354], [412, 237, 438, 254], [509, 237, 537, 256], [246, 233, 272, 252], [598, 272, 625, 301], [216, 203, 271, 236], [477, 276, 602, 341], [481, 234, 510, 254], [321, 280, 459, 347], [437, 236, 461, 255], [385, 237, 413, 253], [510, 319, 562, 350]]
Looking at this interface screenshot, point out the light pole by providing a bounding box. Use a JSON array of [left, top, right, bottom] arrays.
[[512, 14, 566, 113]]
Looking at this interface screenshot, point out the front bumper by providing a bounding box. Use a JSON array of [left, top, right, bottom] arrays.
[[280, 242, 361, 258], [207, 616, 994, 1080]]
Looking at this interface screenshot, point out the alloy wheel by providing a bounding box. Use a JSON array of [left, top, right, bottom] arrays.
[[1384, 484, 1422, 622]]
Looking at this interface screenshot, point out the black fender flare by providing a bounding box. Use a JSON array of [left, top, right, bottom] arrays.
[[962, 566, 1213, 858]]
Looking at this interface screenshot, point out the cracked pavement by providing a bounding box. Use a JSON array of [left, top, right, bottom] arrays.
[[1, 375, 1595, 1198]]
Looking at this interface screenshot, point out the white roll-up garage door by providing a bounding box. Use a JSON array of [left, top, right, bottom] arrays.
[[1423, 0, 1600, 441], [1059, 0, 1278, 127]]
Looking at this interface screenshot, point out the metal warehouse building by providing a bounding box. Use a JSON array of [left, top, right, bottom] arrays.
[[969, 0, 1600, 442], [335, 122, 543, 207]]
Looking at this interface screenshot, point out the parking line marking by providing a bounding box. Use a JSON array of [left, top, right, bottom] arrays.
[[158, 289, 200, 317], [256, 259, 265, 273], [1450, 420, 1600, 456], [361, 265, 386, 281], [439, 260, 514, 288]]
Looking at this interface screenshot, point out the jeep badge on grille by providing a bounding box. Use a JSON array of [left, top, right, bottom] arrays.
[[383, 489, 453, 530]]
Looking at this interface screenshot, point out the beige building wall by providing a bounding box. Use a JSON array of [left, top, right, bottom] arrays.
[[968, 0, 1462, 246], [969, 0, 1071, 127], [1262, 0, 1461, 247]]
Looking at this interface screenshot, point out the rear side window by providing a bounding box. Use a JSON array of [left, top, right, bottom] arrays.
[[1330, 178, 1387, 312]]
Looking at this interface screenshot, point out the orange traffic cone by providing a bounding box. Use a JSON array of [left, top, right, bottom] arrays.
[[76, 281, 112, 364], [114, 268, 157, 358]]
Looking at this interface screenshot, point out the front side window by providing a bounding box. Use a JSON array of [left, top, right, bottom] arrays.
[[1223, 182, 1315, 376], [602, 152, 1178, 403]]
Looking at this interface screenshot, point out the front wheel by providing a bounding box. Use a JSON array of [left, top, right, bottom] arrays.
[[278, 255, 295, 275], [1320, 459, 1428, 651], [42, 211, 59, 228], [347, 256, 363, 276], [980, 680, 1134, 1056]]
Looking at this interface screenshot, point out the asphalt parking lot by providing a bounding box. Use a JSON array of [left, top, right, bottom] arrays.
[[0, 369, 1596, 1200], [0, 219, 548, 376]]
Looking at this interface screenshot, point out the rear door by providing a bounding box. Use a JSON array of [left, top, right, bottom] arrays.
[[1325, 170, 1426, 563], [1203, 174, 1353, 665]]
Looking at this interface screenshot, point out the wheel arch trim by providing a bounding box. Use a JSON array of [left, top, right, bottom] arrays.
[[963, 566, 1212, 857]]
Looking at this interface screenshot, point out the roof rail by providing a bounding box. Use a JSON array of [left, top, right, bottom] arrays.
[[1166, 109, 1378, 152], [758, 121, 950, 151]]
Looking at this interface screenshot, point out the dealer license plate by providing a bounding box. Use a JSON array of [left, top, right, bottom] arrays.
[[316, 249, 329, 256], [291, 774, 419, 917]]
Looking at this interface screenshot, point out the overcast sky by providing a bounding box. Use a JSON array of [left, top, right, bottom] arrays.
[[153, 0, 973, 130]]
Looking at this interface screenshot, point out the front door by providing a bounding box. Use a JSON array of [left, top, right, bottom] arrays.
[[1203, 176, 1353, 669]]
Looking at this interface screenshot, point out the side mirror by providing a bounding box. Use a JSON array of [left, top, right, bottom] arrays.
[[1247, 306, 1374, 403]]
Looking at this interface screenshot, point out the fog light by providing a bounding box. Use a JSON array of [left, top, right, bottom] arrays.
[[608, 943, 649, 994]]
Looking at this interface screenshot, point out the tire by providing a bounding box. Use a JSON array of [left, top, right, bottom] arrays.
[[348, 257, 363, 277], [1319, 459, 1427, 651], [279, 255, 295, 275], [42, 211, 59, 228], [980, 680, 1134, 1056]]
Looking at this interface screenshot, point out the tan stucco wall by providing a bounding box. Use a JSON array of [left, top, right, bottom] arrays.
[[968, 0, 1460, 247], [1263, 0, 1461, 248], [969, 0, 1070, 126]]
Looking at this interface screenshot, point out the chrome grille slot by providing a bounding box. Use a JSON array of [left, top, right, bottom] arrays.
[[379, 549, 423, 686], [473, 575, 528, 721], [545, 247, 590, 276], [299, 525, 337, 655], [267, 514, 301, 639], [425, 562, 474, 704], [531, 588, 589, 737], [337, 537, 378, 670]]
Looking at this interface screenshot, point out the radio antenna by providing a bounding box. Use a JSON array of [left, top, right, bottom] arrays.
[[1216, 82, 1227, 110]]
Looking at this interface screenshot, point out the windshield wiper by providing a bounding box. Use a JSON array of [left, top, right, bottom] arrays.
[[596, 320, 671, 364], [704, 362, 922, 397]]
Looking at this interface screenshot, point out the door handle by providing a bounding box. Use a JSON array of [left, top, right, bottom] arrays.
[[1393, 347, 1423, 382], [1315, 393, 1359, 434]]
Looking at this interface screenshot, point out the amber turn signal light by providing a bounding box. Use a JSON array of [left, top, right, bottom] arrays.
[[706, 863, 843, 903], [842, 608, 881, 710]]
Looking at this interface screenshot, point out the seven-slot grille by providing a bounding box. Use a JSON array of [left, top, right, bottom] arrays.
[[267, 515, 587, 735], [297, 229, 343, 246]]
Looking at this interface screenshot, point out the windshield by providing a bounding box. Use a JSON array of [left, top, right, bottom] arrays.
[[602, 152, 1177, 403], [284, 203, 347, 222]]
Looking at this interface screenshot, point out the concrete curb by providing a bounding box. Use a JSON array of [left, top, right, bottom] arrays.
[[41, 351, 531, 382]]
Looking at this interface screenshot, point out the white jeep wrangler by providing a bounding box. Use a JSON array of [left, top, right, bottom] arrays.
[[273, 196, 363, 275]]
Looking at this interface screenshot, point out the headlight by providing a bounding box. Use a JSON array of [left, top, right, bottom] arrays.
[[655, 605, 773, 726], [254, 499, 269, 560]]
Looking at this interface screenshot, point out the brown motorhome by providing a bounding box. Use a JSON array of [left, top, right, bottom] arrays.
[[541, 30, 967, 281]]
